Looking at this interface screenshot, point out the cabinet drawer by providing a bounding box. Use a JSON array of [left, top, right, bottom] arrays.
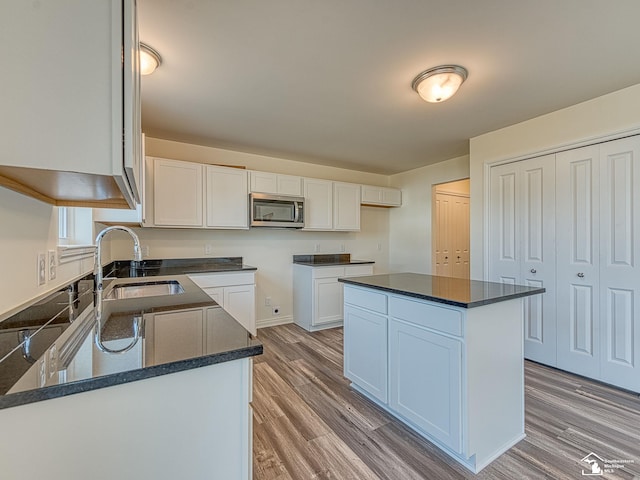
[[344, 286, 387, 314], [344, 265, 374, 277], [390, 297, 463, 337], [188, 272, 255, 288], [311, 266, 345, 279]]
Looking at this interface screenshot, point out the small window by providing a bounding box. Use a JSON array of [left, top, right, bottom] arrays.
[[57, 207, 95, 263]]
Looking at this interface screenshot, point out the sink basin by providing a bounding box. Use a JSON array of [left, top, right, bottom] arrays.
[[104, 280, 185, 300]]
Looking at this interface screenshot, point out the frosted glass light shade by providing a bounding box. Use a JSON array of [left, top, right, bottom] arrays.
[[140, 43, 162, 75], [412, 65, 468, 103]]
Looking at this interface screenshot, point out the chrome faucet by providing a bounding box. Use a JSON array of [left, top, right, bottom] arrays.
[[94, 226, 142, 314]]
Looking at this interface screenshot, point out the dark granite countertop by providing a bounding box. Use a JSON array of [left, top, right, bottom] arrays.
[[105, 257, 257, 278], [338, 273, 545, 308], [0, 270, 262, 410], [293, 254, 375, 266]]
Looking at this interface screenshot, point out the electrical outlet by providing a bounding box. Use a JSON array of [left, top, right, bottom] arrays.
[[377, 243, 382, 251], [265, 296, 271, 306], [205, 244, 213, 255], [37, 253, 46, 286], [38, 358, 46, 387], [314, 243, 320, 252], [272, 306, 281, 315], [48, 345, 58, 379], [141, 245, 150, 257], [340, 244, 345, 252], [47, 250, 56, 281]]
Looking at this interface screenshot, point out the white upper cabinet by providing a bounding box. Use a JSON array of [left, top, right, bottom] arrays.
[[333, 182, 361, 231], [303, 178, 334, 230], [153, 158, 204, 227], [249, 171, 302, 196], [303, 179, 361, 231], [361, 185, 402, 207], [206, 166, 249, 229], [0, 0, 141, 208]]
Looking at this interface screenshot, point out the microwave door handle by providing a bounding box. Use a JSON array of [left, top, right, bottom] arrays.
[[293, 201, 300, 223]]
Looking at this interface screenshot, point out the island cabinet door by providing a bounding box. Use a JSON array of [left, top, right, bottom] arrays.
[[389, 319, 462, 454], [343, 305, 388, 403]]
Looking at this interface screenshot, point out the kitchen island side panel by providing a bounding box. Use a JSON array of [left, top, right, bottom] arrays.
[[0, 358, 252, 480], [465, 298, 525, 469]]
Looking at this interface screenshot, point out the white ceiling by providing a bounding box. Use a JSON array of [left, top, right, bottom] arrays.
[[138, 0, 640, 175]]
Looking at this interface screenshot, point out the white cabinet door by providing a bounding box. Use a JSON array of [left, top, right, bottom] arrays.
[[556, 145, 600, 378], [598, 136, 640, 391], [389, 318, 462, 453], [224, 284, 257, 335], [145, 309, 204, 364], [333, 182, 361, 231], [361, 186, 402, 206], [344, 305, 387, 403], [202, 286, 224, 306], [206, 166, 249, 229], [313, 277, 343, 325], [249, 171, 302, 196], [153, 158, 203, 226], [303, 178, 333, 230], [277, 175, 303, 196], [1, 0, 140, 208], [381, 187, 402, 206]]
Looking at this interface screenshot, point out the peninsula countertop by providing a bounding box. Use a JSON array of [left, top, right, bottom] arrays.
[[338, 272, 545, 308], [0, 260, 262, 410]]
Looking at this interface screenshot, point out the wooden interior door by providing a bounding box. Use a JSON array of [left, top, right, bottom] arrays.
[[433, 191, 470, 279]]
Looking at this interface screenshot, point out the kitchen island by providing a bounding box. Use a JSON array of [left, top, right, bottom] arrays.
[[338, 273, 544, 474], [0, 268, 261, 480]]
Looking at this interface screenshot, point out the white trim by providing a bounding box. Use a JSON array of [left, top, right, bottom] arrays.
[[256, 315, 293, 330], [58, 245, 96, 264], [483, 126, 640, 168]]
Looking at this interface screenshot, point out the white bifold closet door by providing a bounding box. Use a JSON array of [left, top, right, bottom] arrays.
[[556, 137, 640, 391], [488, 154, 556, 365], [597, 137, 640, 391]]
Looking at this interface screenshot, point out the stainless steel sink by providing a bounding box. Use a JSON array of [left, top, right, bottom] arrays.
[[104, 280, 185, 300]]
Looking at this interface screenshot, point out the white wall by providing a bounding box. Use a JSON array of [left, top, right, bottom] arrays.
[[388, 155, 469, 274], [0, 189, 95, 320], [111, 139, 391, 327], [469, 83, 640, 279]]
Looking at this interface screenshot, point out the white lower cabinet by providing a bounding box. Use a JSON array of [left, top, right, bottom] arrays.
[[389, 318, 462, 452], [144, 308, 204, 365], [188, 272, 257, 335], [343, 305, 388, 403], [293, 264, 374, 331], [343, 284, 526, 473]]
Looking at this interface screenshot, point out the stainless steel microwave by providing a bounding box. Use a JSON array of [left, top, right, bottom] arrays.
[[249, 193, 304, 228]]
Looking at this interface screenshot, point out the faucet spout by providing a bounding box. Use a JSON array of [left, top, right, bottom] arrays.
[[94, 226, 142, 314]]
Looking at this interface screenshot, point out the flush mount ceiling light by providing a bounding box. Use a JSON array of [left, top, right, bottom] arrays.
[[412, 65, 468, 103], [139, 42, 162, 75]]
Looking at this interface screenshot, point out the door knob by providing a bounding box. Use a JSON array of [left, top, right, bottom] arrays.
[[577, 272, 585, 278], [530, 269, 536, 274]]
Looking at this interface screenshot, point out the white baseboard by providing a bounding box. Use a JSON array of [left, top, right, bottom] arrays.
[[257, 315, 293, 330]]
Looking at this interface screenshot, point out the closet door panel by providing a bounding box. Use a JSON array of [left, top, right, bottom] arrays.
[[520, 154, 556, 365], [556, 146, 600, 378], [599, 136, 640, 391], [488, 163, 520, 284]]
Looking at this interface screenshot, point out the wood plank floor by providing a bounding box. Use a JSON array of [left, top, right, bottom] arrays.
[[252, 324, 640, 479]]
